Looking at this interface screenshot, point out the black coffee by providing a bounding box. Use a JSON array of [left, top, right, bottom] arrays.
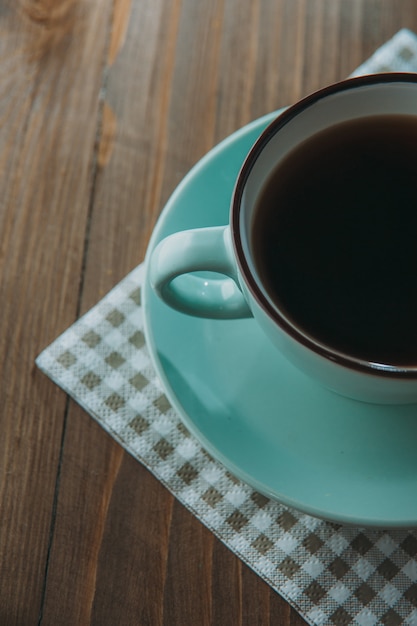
[[252, 115, 417, 365]]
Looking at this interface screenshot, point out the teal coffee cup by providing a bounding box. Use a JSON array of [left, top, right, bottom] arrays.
[[149, 73, 417, 404]]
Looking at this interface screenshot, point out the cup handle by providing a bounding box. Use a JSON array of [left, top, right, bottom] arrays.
[[149, 225, 252, 319]]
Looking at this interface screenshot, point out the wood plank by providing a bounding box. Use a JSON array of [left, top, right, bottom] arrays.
[[0, 1, 113, 623], [162, 500, 214, 626], [76, 0, 183, 305], [40, 415, 125, 625], [90, 453, 173, 626]]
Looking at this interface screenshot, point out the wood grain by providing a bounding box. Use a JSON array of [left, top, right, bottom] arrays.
[[1, 1, 417, 624], [0, 1, 113, 623]]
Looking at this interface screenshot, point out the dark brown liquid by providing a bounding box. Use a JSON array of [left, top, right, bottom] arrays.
[[252, 115, 417, 365]]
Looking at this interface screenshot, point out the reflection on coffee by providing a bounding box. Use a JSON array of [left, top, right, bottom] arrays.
[[252, 115, 417, 365]]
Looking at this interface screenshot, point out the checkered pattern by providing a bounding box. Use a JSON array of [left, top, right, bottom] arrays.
[[37, 32, 417, 626], [351, 28, 417, 76]]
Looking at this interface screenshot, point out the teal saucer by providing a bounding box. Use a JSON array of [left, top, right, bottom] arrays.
[[143, 112, 417, 528]]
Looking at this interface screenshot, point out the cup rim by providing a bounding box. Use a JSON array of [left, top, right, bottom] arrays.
[[231, 72, 417, 378]]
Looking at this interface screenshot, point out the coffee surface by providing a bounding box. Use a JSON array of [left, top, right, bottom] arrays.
[[252, 115, 417, 365]]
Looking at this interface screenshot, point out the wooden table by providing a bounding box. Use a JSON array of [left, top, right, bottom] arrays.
[[2, 1, 417, 624]]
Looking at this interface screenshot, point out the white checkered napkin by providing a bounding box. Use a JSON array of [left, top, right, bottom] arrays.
[[351, 28, 417, 76], [37, 32, 417, 626], [37, 264, 417, 626]]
